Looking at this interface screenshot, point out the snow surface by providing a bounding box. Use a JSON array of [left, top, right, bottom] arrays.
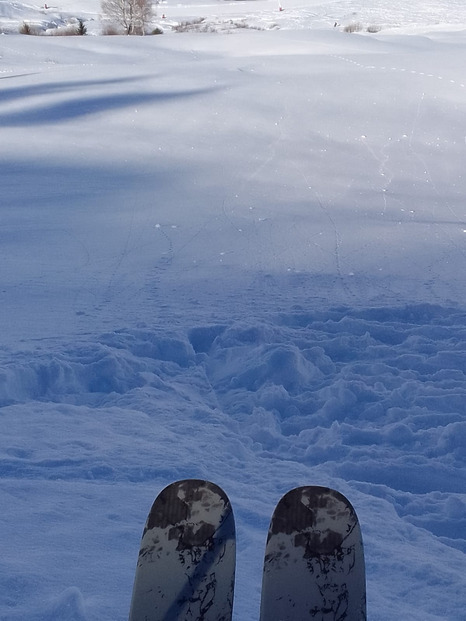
[[1, 0, 466, 619]]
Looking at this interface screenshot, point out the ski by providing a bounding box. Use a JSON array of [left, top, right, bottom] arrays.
[[260, 486, 366, 621], [129, 479, 236, 621]]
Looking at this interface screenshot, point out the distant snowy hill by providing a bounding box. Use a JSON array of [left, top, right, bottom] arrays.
[[1, 0, 465, 619], [3, 0, 466, 34]]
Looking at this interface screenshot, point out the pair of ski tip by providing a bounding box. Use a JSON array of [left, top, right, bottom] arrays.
[[129, 479, 366, 620]]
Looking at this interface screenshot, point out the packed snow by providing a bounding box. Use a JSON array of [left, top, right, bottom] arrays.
[[1, 0, 466, 619]]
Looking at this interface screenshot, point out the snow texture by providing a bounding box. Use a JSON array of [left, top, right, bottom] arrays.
[[1, 0, 465, 619]]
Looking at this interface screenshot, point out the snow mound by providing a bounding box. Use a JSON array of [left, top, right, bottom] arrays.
[[1, 304, 466, 618]]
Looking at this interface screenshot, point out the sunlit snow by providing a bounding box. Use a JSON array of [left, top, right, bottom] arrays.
[[1, 0, 465, 619]]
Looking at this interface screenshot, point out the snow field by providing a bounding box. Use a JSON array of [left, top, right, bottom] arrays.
[[1, 0, 466, 619]]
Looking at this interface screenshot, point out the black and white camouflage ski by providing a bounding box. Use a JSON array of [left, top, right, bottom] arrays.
[[129, 479, 235, 621], [260, 486, 366, 621]]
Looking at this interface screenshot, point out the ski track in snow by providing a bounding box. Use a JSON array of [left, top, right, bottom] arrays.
[[1, 0, 466, 619], [334, 54, 466, 89]]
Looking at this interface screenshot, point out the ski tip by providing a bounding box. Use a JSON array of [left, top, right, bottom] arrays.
[[268, 485, 362, 546], [159, 478, 230, 499], [144, 479, 234, 535], [260, 486, 366, 621], [276, 485, 358, 514]]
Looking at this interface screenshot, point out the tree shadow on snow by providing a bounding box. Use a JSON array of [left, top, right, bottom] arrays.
[[0, 75, 219, 126]]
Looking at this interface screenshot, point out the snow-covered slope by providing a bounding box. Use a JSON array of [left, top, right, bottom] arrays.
[[1, 1, 465, 619]]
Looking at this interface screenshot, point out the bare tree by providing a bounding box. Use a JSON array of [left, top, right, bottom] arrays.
[[101, 0, 154, 35]]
